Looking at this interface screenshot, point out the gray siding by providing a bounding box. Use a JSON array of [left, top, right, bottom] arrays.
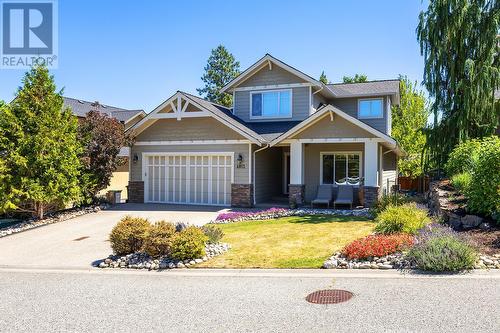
[[291, 113, 376, 139], [329, 96, 388, 134], [130, 144, 250, 185], [381, 147, 397, 195], [238, 64, 307, 87], [234, 86, 310, 122], [254, 147, 283, 203], [136, 118, 244, 141], [312, 93, 327, 114]]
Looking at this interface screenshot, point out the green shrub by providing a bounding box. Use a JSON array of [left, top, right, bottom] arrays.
[[408, 235, 477, 272], [466, 136, 500, 221], [109, 216, 150, 255], [445, 139, 482, 176], [201, 224, 224, 244], [375, 203, 431, 235], [450, 172, 471, 193], [142, 221, 176, 257], [371, 193, 409, 217], [170, 226, 208, 260]]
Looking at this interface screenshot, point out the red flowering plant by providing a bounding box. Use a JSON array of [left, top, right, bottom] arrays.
[[342, 234, 414, 260]]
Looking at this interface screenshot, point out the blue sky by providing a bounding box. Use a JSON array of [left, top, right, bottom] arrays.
[[0, 0, 428, 112]]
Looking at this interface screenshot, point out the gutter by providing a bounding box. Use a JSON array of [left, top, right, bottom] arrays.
[[252, 144, 270, 206]]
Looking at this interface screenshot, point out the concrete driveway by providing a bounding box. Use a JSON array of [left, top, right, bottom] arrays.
[[0, 203, 225, 269]]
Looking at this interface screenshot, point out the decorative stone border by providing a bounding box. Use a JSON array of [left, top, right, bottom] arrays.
[[96, 243, 230, 270], [211, 207, 371, 224], [323, 252, 412, 270], [0, 204, 107, 238], [323, 251, 500, 270]]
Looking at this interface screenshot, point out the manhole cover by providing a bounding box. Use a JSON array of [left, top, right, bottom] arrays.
[[305, 289, 353, 304], [73, 236, 89, 241]]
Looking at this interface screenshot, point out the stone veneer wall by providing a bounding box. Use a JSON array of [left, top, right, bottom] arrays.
[[289, 184, 305, 207], [362, 186, 379, 208], [127, 181, 144, 203], [231, 184, 253, 208]]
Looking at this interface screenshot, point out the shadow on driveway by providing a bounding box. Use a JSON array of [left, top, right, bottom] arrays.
[[107, 203, 226, 213]]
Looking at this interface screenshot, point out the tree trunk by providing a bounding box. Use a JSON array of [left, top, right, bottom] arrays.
[[35, 202, 44, 220]]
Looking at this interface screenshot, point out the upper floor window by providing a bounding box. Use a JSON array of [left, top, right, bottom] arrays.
[[251, 90, 292, 119], [358, 98, 383, 119]]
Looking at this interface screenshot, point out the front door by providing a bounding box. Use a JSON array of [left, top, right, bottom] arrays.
[[283, 152, 290, 194]]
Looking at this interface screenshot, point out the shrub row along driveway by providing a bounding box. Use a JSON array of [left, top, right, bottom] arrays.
[[0, 204, 221, 268]]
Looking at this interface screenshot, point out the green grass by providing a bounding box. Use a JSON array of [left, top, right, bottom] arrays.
[[198, 215, 374, 268]]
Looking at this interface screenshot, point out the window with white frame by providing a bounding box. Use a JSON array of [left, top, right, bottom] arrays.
[[251, 90, 292, 118], [321, 153, 361, 185], [358, 98, 383, 118]]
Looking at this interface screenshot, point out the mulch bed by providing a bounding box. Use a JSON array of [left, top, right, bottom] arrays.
[[461, 227, 500, 255]]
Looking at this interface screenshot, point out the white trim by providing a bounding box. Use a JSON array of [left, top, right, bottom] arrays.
[[135, 140, 250, 146], [220, 54, 323, 93], [319, 151, 363, 186], [283, 151, 290, 194], [248, 143, 252, 185], [270, 104, 397, 148], [281, 138, 384, 144], [233, 82, 312, 92], [386, 98, 392, 136], [124, 111, 146, 127], [357, 97, 384, 119], [249, 89, 293, 120], [308, 86, 313, 115], [149, 111, 210, 119]]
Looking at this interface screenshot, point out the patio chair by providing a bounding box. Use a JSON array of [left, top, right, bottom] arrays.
[[311, 185, 333, 208], [334, 185, 354, 209]]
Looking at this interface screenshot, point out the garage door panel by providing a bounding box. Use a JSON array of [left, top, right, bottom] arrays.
[[144, 153, 233, 206]]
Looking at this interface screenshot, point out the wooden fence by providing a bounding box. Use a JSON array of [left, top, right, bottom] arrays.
[[398, 176, 430, 193]]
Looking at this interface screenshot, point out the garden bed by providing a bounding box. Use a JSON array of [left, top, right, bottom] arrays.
[[97, 243, 230, 270], [0, 204, 107, 238]]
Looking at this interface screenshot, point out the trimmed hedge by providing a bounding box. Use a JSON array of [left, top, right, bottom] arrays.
[[142, 221, 176, 257], [170, 226, 208, 261], [375, 203, 431, 235], [109, 216, 150, 255]]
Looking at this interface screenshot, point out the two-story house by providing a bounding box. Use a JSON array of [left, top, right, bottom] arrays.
[[127, 54, 403, 208]]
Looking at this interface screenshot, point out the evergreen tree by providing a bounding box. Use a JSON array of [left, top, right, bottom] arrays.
[[0, 65, 82, 219], [197, 45, 240, 107], [319, 71, 328, 84], [417, 0, 500, 169], [392, 76, 429, 177], [342, 74, 368, 83]]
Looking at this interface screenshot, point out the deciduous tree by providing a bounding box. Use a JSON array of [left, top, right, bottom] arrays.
[[78, 106, 131, 202], [391, 76, 429, 177], [417, 0, 500, 169]]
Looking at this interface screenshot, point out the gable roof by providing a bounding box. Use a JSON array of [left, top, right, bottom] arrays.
[[327, 80, 400, 103], [220, 54, 329, 94], [127, 91, 266, 145], [270, 104, 403, 155], [63, 97, 145, 123]]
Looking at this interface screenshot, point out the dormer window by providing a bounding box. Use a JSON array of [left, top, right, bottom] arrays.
[[250, 89, 292, 119], [358, 98, 383, 119]]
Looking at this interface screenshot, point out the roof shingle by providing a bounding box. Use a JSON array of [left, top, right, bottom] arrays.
[[63, 97, 144, 123]]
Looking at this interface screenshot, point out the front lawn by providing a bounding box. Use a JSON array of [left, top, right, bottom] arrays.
[[198, 215, 374, 268]]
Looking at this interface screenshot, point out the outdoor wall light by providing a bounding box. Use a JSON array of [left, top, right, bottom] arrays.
[[236, 154, 245, 168], [133, 153, 139, 164]]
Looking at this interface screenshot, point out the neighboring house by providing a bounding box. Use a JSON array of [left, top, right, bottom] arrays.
[[63, 97, 145, 201], [127, 54, 403, 207]]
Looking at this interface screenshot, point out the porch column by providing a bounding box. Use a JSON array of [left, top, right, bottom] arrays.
[[289, 140, 305, 206], [363, 141, 380, 207]]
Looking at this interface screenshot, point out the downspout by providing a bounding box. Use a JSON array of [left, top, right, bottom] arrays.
[[252, 144, 270, 206]]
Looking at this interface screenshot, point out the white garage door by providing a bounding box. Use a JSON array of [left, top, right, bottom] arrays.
[[144, 153, 233, 206]]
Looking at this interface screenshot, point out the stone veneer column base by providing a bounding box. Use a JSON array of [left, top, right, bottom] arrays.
[[289, 184, 305, 207], [362, 186, 380, 208], [127, 181, 144, 203], [231, 184, 253, 208]]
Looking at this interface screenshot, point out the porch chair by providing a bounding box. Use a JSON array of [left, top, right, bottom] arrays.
[[333, 185, 354, 209], [311, 185, 333, 208]]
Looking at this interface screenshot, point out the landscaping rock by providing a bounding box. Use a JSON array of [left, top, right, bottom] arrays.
[[461, 215, 483, 229]]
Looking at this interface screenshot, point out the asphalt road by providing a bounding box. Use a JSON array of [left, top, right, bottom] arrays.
[[0, 269, 498, 333]]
